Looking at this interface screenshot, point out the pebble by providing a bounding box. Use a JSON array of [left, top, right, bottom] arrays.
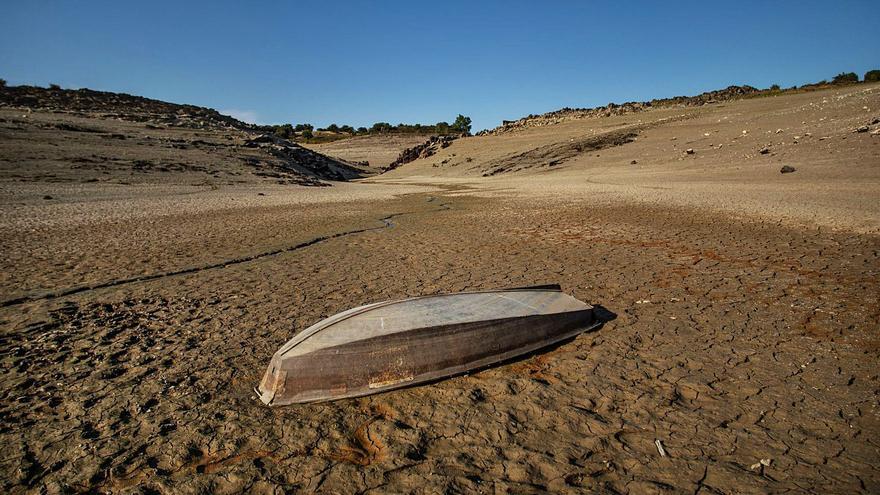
[[780, 165, 796, 174], [685, 148, 695, 155]]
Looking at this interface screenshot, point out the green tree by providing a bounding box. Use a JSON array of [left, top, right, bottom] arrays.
[[865, 70, 880, 82], [301, 128, 313, 139], [0, 78, 6, 87], [273, 123, 294, 139], [832, 72, 858, 84], [371, 122, 393, 133], [435, 121, 450, 135], [451, 114, 472, 134], [770, 84, 780, 91], [356, 126, 368, 135]]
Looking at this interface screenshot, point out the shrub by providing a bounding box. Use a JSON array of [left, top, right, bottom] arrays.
[[370, 122, 393, 133], [0, 78, 6, 87], [435, 121, 450, 135], [49, 83, 61, 90], [770, 84, 780, 91], [865, 70, 880, 82], [301, 128, 313, 139], [273, 123, 294, 139], [356, 127, 368, 135], [832, 72, 858, 84]]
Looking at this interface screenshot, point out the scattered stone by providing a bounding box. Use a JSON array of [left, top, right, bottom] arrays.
[[0, 84, 250, 130], [759, 147, 770, 154], [855, 126, 869, 133], [42, 195, 53, 200], [780, 165, 796, 174], [241, 134, 362, 182], [484, 85, 762, 135], [685, 148, 695, 155], [630, 160, 638, 165], [750, 458, 772, 471], [775, 128, 784, 134], [386, 135, 463, 171]]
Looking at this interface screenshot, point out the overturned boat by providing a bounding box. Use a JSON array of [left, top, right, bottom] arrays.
[[257, 285, 599, 405]]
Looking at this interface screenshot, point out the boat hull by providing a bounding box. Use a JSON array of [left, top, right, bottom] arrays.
[[258, 288, 598, 405]]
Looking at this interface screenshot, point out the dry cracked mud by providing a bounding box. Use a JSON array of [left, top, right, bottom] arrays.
[[1, 189, 878, 494], [1, 83, 879, 494]]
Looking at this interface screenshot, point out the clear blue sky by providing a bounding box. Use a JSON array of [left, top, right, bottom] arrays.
[[1, 1, 877, 131]]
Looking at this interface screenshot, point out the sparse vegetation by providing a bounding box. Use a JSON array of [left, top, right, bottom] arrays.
[[865, 70, 880, 82], [253, 116, 474, 144], [832, 72, 858, 84], [272, 123, 294, 139]]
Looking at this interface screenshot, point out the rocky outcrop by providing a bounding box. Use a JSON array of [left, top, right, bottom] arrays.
[[385, 135, 461, 171], [0, 85, 253, 130], [482, 128, 639, 176], [243, 134, 366, 181], [482, 85, 761, 135]]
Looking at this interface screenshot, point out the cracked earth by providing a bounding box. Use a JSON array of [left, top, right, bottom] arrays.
[[2, 83, 879, 494], [1, 189, 877, 494]]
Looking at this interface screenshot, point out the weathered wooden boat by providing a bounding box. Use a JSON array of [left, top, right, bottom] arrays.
[[257, 285, 598, 405]]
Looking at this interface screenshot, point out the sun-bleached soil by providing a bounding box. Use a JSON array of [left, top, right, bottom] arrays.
[[304, 133, 437, 170], [1, 84, 878, 494]]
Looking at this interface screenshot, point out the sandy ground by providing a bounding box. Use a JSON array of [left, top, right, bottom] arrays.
[[384, 83, 880, 233], [304, 133, 436, 170], [1, 85, 879, 494]]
